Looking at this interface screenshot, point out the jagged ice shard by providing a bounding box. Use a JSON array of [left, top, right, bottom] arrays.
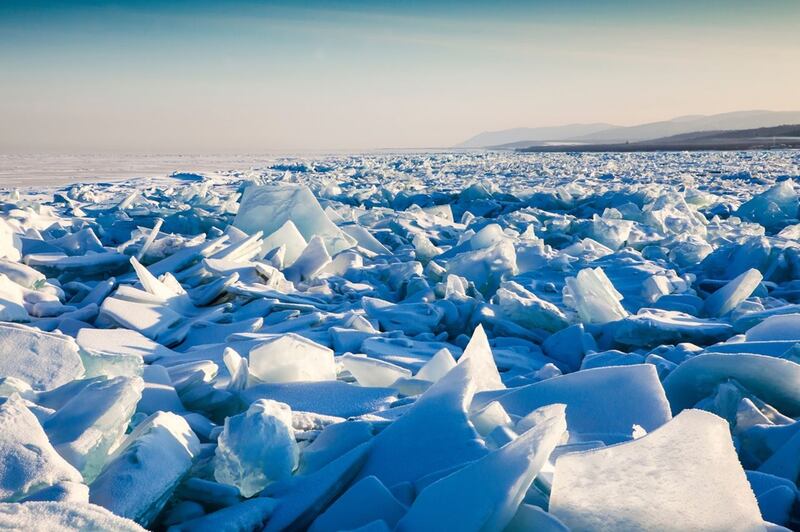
[[0, 151, 797, 529]]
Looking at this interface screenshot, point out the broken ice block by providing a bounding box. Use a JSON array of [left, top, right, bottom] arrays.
[[340, 354, 411, 388], [481, 364, 671, 443], [99, 296, 183, 341], [746, 313, 800, 341], [90, 411, 199, 526], [248, 334, 336, 383], [614, 309, 733, 347], [663, 353, 800, 417], [737, 179, 798, 231], [261, 220, 307, 267], [284, 236, 331, 283], [704, 268, 763, 317], [495, 281, 569, 333], [563, 267, 628, 324], [214, 399, 299, 497], [308, 475, 406, 532], [43, 376, 144, 480], [262, 442, 371, 532], [414, 348, 457, 383], [241, 381, 396, 418], [0, 323, 84, 391], [457, 324, 504, 392], [549, 409, 764, 531], [445, 239, 517, 296], [233, 184, 355, 254], [0, 395, 83, 502], [167, 498, 277, 532], [300, 420, 373, 474], [356, 360, 487, 487], [396, 404, 566, 532]]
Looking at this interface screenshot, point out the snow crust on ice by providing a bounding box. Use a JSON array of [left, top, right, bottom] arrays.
[[0, 395, 83, 502], [0, 151, 799, 529], [550, 409, 764, 531]]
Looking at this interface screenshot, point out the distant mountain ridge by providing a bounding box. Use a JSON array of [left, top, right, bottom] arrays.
[[517, 123, 800, 153], [458, 110, 800, 148], [457, 123, 621, 148]]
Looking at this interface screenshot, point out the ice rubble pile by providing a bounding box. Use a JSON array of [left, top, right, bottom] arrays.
[[0, 151, 798, 530]]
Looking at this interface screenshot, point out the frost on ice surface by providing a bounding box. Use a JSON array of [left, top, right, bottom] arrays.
[[0, 395, 82, 502], [0, 324, 84, 391], [549, 409, 764, 531], [0, 151, 799, 529], [0, 502, 145, 532]]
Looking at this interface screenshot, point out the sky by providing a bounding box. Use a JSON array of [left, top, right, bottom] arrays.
[[1, 0, 799, 153]]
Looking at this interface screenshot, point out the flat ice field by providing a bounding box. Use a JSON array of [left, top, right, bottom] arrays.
[[1, 150, 800, 531]]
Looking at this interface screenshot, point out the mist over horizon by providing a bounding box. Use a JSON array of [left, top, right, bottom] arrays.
[[2, 0, 799, 153]]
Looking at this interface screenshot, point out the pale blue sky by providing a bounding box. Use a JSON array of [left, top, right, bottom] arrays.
[[1, 1, 798, 152]]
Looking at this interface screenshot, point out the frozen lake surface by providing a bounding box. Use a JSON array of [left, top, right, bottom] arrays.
[[0, 150, 799, 530]]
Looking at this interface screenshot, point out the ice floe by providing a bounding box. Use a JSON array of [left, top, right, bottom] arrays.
[[0, 150, 798, 529]]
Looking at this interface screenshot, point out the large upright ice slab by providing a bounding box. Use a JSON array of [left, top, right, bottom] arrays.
[[457, 324, 504, 392], [233, 184, 355, 254], [43, 376, 144, 480], [563, 267, 628, 324], [663, 353, 800, 416], [263, 442, 372, 532], [356, 360, 488, 487], [746, 313, 800, 341], [481, 364, 671, 443], [248, 334, 336, 383], [90, 411, 199, 527], [396, 404, 567, 532], [495, 281, 569, 333], [214, 399, 299, 497], [0, 395, 83, 502], [0, 323, 84, 391], [704, 268, 763, 317], [261, 220, 307, 267], [308, 475, 406, 532], [549, 409, 764, 531]]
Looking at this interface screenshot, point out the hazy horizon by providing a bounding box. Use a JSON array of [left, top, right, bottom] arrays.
[[2, 0, 799, 153]]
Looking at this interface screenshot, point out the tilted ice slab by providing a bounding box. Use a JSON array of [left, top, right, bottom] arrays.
[[0, 323, 84, 391], [396, 404, 567, 531], [563, 267, 628, 325], [308, 475, 406, 532], [75, 328, 175, 362], [746, 313, 800, 342], [43, 376, 143, 480], [248, 333, 336, 384], [663, 353, 800, 417], [234, 183, 355, 255], [477, 364, 671, 443], [262, 442, 372, 532], [355, 360, 488, 487], [703, 268, 763, 318], [549, 409, 764, 531], [90, 411, 199, 527], [613, 309, 734, 347], [0, 395, 83, 502]]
